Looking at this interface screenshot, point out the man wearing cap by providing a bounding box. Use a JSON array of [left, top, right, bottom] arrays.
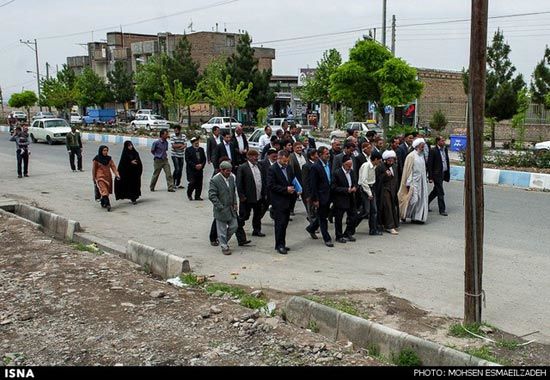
[[208, 161, 239, 255], [398, 138, 429, 224], [375, 150, 400, 235], [185, 137, 206, 201]]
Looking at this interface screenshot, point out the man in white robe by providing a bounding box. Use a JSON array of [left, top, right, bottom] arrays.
[[398, 138, 429, 224]]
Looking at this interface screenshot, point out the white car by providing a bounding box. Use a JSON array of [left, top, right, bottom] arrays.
[[247, 126, 283, 150], [28, 118, 72, 145], [10, 111, 27, 122], [329, 121, 376, 140], [130, 114, 168, 130], [70, 112, 82, 124], [200, 117, 241, 134], [32, 111, 55, 121], [534, 140, 550, 154], [136, 109, 153, 116]]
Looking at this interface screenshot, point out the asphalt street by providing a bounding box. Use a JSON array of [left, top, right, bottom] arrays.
[[1, 132, 549, 343]]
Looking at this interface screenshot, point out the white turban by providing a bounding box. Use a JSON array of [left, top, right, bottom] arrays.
[[382, 150, 396, 160], [412, 138, 426, 149]]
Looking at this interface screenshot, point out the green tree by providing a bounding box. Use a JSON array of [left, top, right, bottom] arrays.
[[204, 74, 253, 128], [108, 61, 135, 118], [135, 55, 168, 110], [225, 32, 274, 120], [197, 57, 226, 97], [40, 64, 77, 120], [161, 75, 201, 126], [485, 29, 525, 148], [300, 49, 342, 105], [75, 68, 112, 108], [8, 90, 38, 121], [511, 88, 530, 150], [430, 110, 448, 133], [530, 47, 550, 109], [168, 35, 200, 89], [330, 39, 422, 130]]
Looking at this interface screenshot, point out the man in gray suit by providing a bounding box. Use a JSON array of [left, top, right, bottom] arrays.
[[208, 161, 238, 255]]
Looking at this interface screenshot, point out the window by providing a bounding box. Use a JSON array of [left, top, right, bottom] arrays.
[[226, 35, 235, 47], [39, 121, 44, 128], [249, 130, 261, 142]]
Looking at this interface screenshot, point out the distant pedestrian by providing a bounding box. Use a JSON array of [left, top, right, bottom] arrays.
[[208, 161, 239, 255], [92, 145, 120, 212], [10, 125, 30, 178], [66, 125, 83, 172], [150, 129, 175, 192], [185, 136, 206, 201], [115, 141, 143, 205], [427, 136, 450, 216], [170, 125, 187, 189]]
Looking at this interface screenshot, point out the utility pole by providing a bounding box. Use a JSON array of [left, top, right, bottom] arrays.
[[20, 39, 42, 111], [391, 15, 396, 55], [382, 0, 387, 46], [0, 85, 4, 118], [46, 62, 50, 80], [465, 0, 488, 325]]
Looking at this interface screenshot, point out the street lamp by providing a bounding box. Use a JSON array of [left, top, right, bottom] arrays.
[[25, 70, 47, 79]]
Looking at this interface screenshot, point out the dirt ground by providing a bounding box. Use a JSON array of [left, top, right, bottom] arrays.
[[0, 212, 380, 366], [1, 212, 548, 366]]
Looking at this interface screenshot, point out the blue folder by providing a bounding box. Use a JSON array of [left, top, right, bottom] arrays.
[[292, 177, 302, 193]]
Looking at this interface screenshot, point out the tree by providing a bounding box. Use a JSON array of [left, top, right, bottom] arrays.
[[225, 32, 274, 120], [75, 68, 112, 108], [161, 75, 201, 126], [330, 39, 423, 130], [511, 88, 530, 150], [40, 64, 77, 120], [530, 47, 550, 109], [168, 35, 200, 89], [197, 57, 226, 97], [485, 29, 525, 148], [430, 110, 448, 133], [108, 61, 135, 117], [135, 55, 168, 110], [204, 74, 253, 128], [300, 49, 342, 105], [8, 91, 38, 121]]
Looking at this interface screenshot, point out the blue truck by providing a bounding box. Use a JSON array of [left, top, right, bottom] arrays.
[[82, 109, 116, 126]]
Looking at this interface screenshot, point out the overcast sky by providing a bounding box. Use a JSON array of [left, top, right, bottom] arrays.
[[1, 0, 549, 99]]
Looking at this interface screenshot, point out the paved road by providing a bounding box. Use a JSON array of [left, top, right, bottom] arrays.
[[1, 133, 549, 343]]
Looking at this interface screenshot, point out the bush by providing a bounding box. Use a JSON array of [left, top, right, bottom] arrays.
[[386, 123, 416, 141], [430, 110, 448, 133], [486, 150, 550, 169]]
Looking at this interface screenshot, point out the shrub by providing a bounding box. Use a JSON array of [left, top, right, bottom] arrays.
[[430, 110, 448, 133]]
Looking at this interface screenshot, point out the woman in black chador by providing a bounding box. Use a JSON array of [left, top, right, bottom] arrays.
[[115, 141, 143, 204]]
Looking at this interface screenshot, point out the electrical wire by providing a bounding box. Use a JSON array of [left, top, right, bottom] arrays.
[[0, 0, 16, 8]]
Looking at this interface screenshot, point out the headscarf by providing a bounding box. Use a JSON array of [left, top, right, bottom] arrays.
[[121, 141, 139, 161], [93, 145, 111, 166], [118, 141, 142, 175]]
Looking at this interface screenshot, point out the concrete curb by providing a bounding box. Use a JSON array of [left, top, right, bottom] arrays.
[[284, 296, 499, 367], [127, 240, 191, 279], [450, 165, 550, 190]]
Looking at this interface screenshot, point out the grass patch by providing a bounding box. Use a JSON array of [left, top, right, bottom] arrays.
[[496, 339, 520, 350], [205, 283, 267, 310], [367, 344, 380, 357], [73, 242, 102, 254], [465, 345, 499, 363], [448, 323, 491, 338], [240, 295, 267, 310], [307, 320, 319, 333], [180, 273, 201, 287], [305, 295, 368, 319], [393, 348, 422, 366]]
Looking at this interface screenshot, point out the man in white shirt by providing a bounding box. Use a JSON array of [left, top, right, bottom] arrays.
[[232, 125, 249, 165], [358, 150, 383, 235], [258, 126, 272, 150]]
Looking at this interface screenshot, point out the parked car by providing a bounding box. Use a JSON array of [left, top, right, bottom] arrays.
[[32, 111, 55, 121], [200, 117, 242, 134], [70, 112, 82, 124], [534, 140, 550, 155], [329, 121, 377, 140], [130, 114, 168, 130], [136, 109, 153, 117], [28, 118, 72, 145], [10, 111, 27, 122]]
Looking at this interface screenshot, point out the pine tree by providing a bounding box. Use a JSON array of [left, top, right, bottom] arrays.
[[170, 35, 200, 89], [530, 47, 550, 109]]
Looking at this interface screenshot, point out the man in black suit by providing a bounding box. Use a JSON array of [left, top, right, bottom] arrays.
[[206, 126, 222, 168], [397, 132, 415, 180], [333, 142, 357, 173], [302, 149, 319, 237], [261, 135, 281, 160], [308, 146, 334, 247], [266, 150, 296, 255], [427, 136, 450, 216], [184, 137, 206, 201], [329, 139, 342, 168], [232, 125, 249, 166], [331, 158, 358, 243], [214, 130, 237, 172], [236, 149, 267, 239]]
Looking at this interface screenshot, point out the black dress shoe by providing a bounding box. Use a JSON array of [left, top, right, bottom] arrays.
[[344, 235, 356, 242], [188, 197, 193, 201], [369, 231, 383, 236], [439, 212, 448, 216], [307, 230, 319, 240], [336, 238, 347, 244], [210, 240, 219, 247], [276, 247, 288, 255], [285, 247, 291, 251], [252, 231, 266, 237], [411, 220, 425, 225], [325, 241, 334, 247], [195, 197, 204, 201], [238, 240, 252, 246]]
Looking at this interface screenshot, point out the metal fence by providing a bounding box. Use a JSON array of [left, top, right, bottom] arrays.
[[526, 103, 550, 125]]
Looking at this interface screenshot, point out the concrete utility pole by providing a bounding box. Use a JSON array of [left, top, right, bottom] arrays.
[[465, 0, 488, 325], [46, 62, 50, 80], [20, 39, 42, 111], [382, 0, 387, 46], [0, 85, 4, 118], [391, 14, 396, 55]]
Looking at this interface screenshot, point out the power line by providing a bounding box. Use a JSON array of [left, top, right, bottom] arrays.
[[36, 0, 240, 41], [257, 10, 550, 45], [0, 0, 16, 8]]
